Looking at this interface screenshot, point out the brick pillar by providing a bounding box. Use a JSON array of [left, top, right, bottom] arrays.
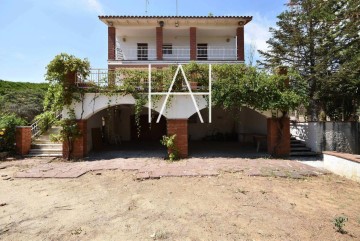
[[190, 27, 197, 60], [267, 117, 290, 157], [167, 119, 188, 158], [156, 27, 163, 60], [108, 26, 116, 60], [236, 26, 244, 61], [16, 126, 32, 156], [63, 120, 87, 159], [66, 71, 76, 86]]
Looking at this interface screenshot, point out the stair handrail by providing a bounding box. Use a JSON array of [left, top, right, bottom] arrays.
[[31, 112, 62, 139]]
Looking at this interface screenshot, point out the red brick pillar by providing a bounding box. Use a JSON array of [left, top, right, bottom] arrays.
[[267, 117, 290, 157], [275, 66, 289, 87], [236, 26, 244, 61], [167, 119, 188, 158], [16, 126, 32, 156], [190, 27, 197, 60], [108, 26, 116, 60], [63, 120, 87, 159], [156, 27, 163, 60]]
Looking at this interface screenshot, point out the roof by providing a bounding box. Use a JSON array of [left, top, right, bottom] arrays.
[[99, 15, 252, 25]]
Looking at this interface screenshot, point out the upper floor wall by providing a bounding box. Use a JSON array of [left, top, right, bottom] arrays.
[[99, 16, 252, 67]]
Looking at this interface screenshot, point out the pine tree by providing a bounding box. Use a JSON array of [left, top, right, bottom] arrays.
[[259, 0, 360, 121]]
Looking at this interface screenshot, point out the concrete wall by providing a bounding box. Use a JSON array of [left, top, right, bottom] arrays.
[[290, 122, 360, 154], [65, 93, 208, 120], [323, 154, 360, 182], [238, 107, 267, 135]]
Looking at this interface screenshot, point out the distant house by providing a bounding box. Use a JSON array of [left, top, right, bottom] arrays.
[[61, 15, 281, 158]]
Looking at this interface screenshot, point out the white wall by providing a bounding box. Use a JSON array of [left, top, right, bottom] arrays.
[[117, 36, 157, 60], [291, 122, 360, 154], [323, 154, 360, 182], [197, 36, 236, 60]]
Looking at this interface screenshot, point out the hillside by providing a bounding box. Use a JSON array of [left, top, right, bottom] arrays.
[[0, 80, 49, 123]]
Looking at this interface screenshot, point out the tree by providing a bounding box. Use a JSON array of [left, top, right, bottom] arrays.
[[44, 53, 90, 159], [259, 0, 360, 121]]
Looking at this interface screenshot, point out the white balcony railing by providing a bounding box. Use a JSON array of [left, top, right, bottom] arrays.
[[116, 46, 237, 61]]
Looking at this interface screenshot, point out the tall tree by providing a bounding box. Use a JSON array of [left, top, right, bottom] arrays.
[[259, 0, 360, 121]]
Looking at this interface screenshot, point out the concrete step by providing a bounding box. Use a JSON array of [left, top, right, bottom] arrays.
[[290, 151, 318, 156], [31, 144, 62, 149], [29, 149, 62, 154], [26, 153, 63, 157], [291, 143, 307, 147], [291, 147, 311, 151]]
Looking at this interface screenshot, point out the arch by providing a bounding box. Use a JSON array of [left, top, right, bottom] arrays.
[[64, 93, 209, 120]]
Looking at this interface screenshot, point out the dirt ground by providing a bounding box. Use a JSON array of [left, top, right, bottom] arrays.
[[1, 158, 360, 241]]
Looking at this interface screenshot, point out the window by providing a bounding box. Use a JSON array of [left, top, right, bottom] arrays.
[[197, 43, 208, 60], [137, 43, 148, 60], [162, 44, 173, 55]]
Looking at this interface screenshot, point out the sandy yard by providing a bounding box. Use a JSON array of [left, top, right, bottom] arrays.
[[1, 157, 360, 241]]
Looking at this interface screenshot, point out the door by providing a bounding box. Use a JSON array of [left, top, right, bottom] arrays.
[[197, 43, 208, 60], [137, 43, 148, 60]]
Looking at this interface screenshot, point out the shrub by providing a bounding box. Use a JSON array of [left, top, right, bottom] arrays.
[[0, 114, 26, 152], [160, 134, 179, 161]]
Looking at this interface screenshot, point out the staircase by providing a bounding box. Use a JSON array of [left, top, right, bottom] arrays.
[[27, 126, 63, 157], [290, 136, 318, 157]]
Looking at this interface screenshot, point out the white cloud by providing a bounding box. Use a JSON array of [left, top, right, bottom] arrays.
[[244, 12, 275, 52], [82, 0, 104, 15]]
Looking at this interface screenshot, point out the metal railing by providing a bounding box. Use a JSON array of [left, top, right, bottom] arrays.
[[115, 46, 237, 61], [31, 112, 62, 139]]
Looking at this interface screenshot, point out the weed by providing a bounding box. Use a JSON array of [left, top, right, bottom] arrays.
[[150, 230, 169, 240], [260, 190, 267, 194], [235, 188, 248, 195], [333, 215, 348, 234]]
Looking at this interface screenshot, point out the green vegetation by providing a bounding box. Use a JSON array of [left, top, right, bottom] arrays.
[[333, 215, 348, 234], [0, 114, 26, 152], [160, 134, 179, 161], [259, 0, 360, 121], [0, 80, 48, 123]]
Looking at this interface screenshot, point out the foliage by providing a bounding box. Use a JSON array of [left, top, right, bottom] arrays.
[[0, 114, 26, 152], [333, 215, 348, 234], [212, 64, 307, 117], [160, 134, 179, 161], [0, 80, 48, 122], [34, 111, 56, 133], [44, 53, 90, 111], [259, 0, 360, 121], [50, 111, 81, 160]]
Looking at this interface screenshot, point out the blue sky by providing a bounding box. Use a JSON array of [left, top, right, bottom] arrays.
[[0, 0, 288, 83]]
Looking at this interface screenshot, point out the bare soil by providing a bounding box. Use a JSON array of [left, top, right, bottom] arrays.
[[1, 158, 360, 241]]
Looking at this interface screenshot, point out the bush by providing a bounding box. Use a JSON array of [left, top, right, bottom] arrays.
[[0, 114, 27, 152]]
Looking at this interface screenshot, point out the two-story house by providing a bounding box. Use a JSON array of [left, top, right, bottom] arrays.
[[62, 15, 277, 159]]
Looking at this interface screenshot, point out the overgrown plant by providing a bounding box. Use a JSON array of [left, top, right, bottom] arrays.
[[33, 111, 56, 133], [0, 114, 26, 152], [50, 111, 81, 161], [160, 134, 179, 161], [333, 216, 348, 234]]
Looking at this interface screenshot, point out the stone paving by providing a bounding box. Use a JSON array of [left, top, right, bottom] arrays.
[[1, 156, 330, 180]]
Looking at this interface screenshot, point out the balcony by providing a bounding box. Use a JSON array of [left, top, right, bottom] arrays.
[[115, 46, 238, 63]]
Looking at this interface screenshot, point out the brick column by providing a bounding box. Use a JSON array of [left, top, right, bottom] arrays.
[[267, 117, 290, 157], [16, 126, 32, 156], [190, 27, 197, 60], [156, 27, 163, 60], [63, 120, 87, 159], [275, 66, 289, 87], [236, 26, 244, 61], [167, 119, 188, 158], [108, 26, 116, 60]]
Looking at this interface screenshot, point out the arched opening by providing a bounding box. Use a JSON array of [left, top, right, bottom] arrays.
[[188, 106, 269, 157], [86, 104, 167, 158]]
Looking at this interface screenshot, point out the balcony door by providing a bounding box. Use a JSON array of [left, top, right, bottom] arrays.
[[137, 43, 148, 60], [197, 43, 208, 60]]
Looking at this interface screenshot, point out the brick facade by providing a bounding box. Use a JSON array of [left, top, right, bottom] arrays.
[[15, 127, 32, 156], [63, 120, 87, 159], [190, 27, 197, 60], [167, 119, 188, 158], [108, 26, 116, 60], [267, 117, 290, 157], [236, 27, 244, 61], [156, 27, 163, 60]]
